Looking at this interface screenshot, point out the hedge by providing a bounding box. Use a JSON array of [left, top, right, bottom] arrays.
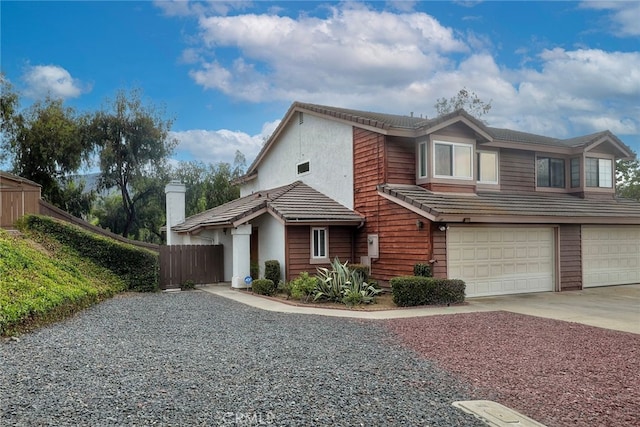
[[390, 276, 465, 307], [252, 279, 276, 296], [18, 215, 159, 292], [264, 260, 281, 285]]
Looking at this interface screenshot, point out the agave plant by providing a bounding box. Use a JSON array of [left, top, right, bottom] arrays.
[[314, 258, 350, 302], [314, 258, 381, 305]]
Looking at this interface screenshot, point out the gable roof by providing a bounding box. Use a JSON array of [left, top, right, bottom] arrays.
[[0, 171, 42, 188], [378, 184, 640, 225], [238, 102, 634, 183], [172, 181, 364, 233]]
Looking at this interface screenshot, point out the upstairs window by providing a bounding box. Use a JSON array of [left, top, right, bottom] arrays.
[[477, 151, 498, 184], [570, 158, 581, 188], [418, 142, 427, 178], [434, 141, 472, 179], [311, 227, 327, 259], [586, 158, 612, 188], [537, 157, 565, 188]]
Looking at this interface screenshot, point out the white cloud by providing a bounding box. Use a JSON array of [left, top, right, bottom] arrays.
[[170, 119, 279, 166], [154, 0, 252, 17], [22, 65, 89, 99], [162, 2, 640, 152], [580, 1, 640, 37], [188, 5, 467, 103]]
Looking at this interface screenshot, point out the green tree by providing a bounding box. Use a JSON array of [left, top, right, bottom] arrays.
[[87, 89, 177, 238], [1, 74, 21, 164], [434, 87, 492, 121], [3, 95, 94, 213], [172, 155, 244, 218], [616, 155, 640, 201]]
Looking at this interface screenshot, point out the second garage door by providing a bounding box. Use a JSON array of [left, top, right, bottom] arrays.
[[582, 226, 640, 288], [447, 227, 555, 297]]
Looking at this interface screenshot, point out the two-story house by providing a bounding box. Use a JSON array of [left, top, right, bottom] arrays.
[[165, 102, 640, 297]]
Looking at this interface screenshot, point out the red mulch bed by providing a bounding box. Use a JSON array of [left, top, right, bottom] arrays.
[[385, 311, 640, 427]]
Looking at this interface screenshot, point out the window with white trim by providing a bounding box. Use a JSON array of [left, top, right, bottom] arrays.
[[311, 227, 327, 259], [433, 141, 473, 179], [418, 142, 427, 178], [586, 158, 612, 188], [477, 151, 498, 184]]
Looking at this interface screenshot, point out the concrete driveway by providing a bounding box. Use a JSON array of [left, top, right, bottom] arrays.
[[201, 283, 640, 334], [466, 284, 640, 334]]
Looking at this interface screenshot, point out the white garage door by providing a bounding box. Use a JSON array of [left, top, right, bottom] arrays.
[[448, 227, 555, 297], [582, 226, 640, 288]]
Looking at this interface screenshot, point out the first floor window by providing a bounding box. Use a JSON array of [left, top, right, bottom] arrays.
[[537, 157, 565, 188], [312, 227, 327, 258], [434, 141, 472, 179], [477, 151, 498, 184], [586, 158, 612, 188]]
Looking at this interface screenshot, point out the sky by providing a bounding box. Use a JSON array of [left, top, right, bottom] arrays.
[[2, 1, 639, 170]]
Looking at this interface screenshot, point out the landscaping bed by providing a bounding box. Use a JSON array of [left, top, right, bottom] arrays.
[[385, 311, 640, 427]]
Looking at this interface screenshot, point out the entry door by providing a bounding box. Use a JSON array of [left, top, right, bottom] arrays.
[[250, 227, 259, 279]]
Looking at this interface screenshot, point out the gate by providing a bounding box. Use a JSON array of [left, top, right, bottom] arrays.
[[159, 244, 224, 290]]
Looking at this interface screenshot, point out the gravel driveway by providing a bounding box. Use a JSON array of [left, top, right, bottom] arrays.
[[1, 292, 483, 426]]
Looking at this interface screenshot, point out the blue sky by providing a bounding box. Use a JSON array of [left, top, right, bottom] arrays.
[[2, 1, 639, 169]]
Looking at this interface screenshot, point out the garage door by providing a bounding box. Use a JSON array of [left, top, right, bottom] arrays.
[[447, 227, 554, 297], [582, 226, 640, 288]]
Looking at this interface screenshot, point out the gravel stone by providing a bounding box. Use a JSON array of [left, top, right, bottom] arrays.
[[1, 292, 483, 426], [386, 311, 640, 427]]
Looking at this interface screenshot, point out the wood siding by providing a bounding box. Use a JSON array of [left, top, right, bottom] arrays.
[[386, 137, 415, 184], [431, 227, 447, 278], [422, 182, 476, 193], [559, 224, 582, 291], [285, 225, 354, 280], [500, 149, 536, 192], [353, 128, 432, 285], [0, 177, 41, 228]]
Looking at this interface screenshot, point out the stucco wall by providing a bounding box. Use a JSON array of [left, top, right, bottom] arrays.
[[253, 214, 285, 281], [241, 112, 354, 209]]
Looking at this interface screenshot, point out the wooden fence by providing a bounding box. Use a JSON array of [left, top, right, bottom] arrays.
[[159, 244, 224, 290]]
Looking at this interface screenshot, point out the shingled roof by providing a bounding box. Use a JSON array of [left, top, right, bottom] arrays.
[[378, 184, 640, 225], [172, 181, 364, 233], [239, 102, 633, 182]]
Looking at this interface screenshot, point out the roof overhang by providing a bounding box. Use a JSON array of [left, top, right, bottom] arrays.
[[378, 184, 640, 225]]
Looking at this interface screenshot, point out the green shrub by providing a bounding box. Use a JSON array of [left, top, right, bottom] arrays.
[[315, 258, 380, 305], [413, 263, 432, 277], [252, 279, 276, 296], [289, 272, 319, 302], [264, 260, 281, 285], [250, 261, 260, 280], [391, 276, 465, 307], [350, 263, 370, 282], [0, 228, 126, 336], [17, 215, 158, 292], [278, 281, 292, 298], [181, 280, 195, 291]]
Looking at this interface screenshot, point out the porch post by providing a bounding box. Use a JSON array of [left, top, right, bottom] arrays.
[[231, 224, 252, 288]]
